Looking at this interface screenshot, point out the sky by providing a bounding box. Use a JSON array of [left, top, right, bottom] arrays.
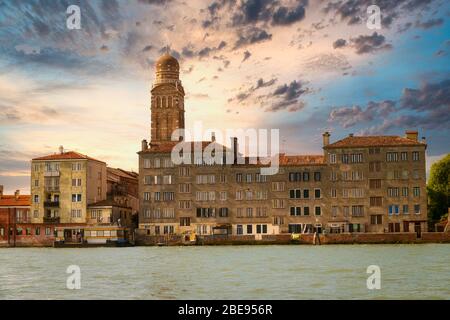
[[0, 0, 449, 194]]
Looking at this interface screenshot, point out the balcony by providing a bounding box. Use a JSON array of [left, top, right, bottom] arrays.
[[43, 216, 60, 223], [44, 171, 60, 177], [16, 217, 31, 223], [45, 186, 60, 192], [44, 200, 60, 208]]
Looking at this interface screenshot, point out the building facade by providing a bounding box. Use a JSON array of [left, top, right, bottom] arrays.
[[30, 147, 107, 225], [138, 54, 428, 238]]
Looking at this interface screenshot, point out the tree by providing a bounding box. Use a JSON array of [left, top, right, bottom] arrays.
[[427, 154, 450, 221]]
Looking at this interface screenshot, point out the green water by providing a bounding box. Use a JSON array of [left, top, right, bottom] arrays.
[[0, 244, 449, 299]]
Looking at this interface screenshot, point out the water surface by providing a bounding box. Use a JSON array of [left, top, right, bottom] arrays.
[[0, 244, 449, 299]]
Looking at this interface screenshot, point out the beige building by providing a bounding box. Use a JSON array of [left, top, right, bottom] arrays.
[[31, 147, 107, 224], [138, 54, 428, 237]]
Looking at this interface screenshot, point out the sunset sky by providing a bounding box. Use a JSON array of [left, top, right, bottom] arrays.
[[0, 0, 449, 194]]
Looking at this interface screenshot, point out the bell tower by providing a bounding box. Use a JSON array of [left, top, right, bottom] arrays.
[[150, 52, 185, 144]]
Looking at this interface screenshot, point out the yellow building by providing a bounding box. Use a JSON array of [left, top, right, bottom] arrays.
[[31, 147, 107, 224]]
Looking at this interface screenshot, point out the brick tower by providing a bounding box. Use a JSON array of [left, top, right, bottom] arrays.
[[150, 52, 185, 144]]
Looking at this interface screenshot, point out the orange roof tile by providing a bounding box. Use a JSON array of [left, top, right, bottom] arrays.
[[279, 154, 325, 165], [32, 151, 105, 163], [325, 135, 425, 149], [0, 195, 31, 207]]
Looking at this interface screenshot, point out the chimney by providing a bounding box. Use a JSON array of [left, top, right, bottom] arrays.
[[141, 139, 148, 151], [0, 185, 3, 199], [349, 133, 354, 137], [405, 130, 418, 141], [322, 132, 330, 147], [230, 137, 238, 164], [59, 145, 64, 154], [211, 132, 216, 142], [14, 189, 20, 200]]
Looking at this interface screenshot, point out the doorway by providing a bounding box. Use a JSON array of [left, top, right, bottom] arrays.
[[414, 223, 422, 238]]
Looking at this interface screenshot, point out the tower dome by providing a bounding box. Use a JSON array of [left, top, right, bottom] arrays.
[[156, 53, 179, 72], [154, 52, 180, 85]]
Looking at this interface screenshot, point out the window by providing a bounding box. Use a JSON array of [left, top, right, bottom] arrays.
[[35, 227, 40, 235], [236, 208, 243, 218], [236, 173, 242, 182], [179, 200, 191, 209], [369, 148, 380, 154], [246, 225, 253, 234], [144, 176, 152, 185], [403, 205, 409, 214], [255, 173, 267, 182], [71, 209, 81, 218], [329, 154, 337, 163], [272, 199, 285, 209], [413, 187, 420, 197], [314, 189, 321, 199], [314, 172, 321, 181], [351, 205, 364, 217], [290, 207, 301, 216], [272, 182, 285, 191], [143, 159, 151, 168], [45, 227, 51, 236], [289, 172, 301, 182], [350, 153, 363, 163], [163, 192, 175, 201], [34, 179, 39, 187], [144, 209, 151, 218], [246, 208, 253, 217], [72, 163, 82, 171], [330, 189, 337, 198], [388, 223, 401, 232], [179, 183, 191, 193], [370, 197, 382, 207], [303, 207, 310, 216], [302, 172, 310, 181], [180, 217, 190, 227], [33, 210, 39, 218], [342, 154, 349, 164], [402, 187, 409, 197], [387, 187, 400, 197], [289, 189, 301, 199], [219, 208, 229, 217], [219, 191, 227, 201], [154, 158, 161, 168], [401, 152, 408, 161], [369, 179, 381, 189], [388, 205, 400, 215], [34, 195, 39, 203], [370, 215, 382, 225], [343, 206, 349, 217], [414, 204, 420, 214], [256, 207, 267, 217], [237, 225, 243, 235], [386, 152, 398, 162], [412, 152, 419, 161], [179, 167, 190, 176], [288, 224, 302, 233], [330, 172, 338, 181], [245, 174, 252, 183], [303, 189, 309, 199], [314, 206, 321, 216]]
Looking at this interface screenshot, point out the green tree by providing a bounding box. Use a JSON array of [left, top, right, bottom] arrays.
[[427, 154, 450, 221]]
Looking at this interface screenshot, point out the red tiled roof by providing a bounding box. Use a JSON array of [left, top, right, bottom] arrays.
[[32, 151, 105, 163], [325, 135, 425, 149], [107, 167, 138, 180], [279, 154, 325, 165], [0, 195, 31, 207]]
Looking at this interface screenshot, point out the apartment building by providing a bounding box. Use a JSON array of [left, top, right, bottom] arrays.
[[30, 147, 107, 224], [138, 53, 428, 237]]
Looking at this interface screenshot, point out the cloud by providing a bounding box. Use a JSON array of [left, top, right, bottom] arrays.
[[329, 100, 396, 128], [234, 27, 272, 49], [242, 50, 252, 62], [323, 0, 437, 28], [415, 18, 443, 29], [272, 3, 307, 26], [332, 38, 347, 49], [329, 79, 450, 134], [350, 32, 392, 54], [265, 80, 309, 112]]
